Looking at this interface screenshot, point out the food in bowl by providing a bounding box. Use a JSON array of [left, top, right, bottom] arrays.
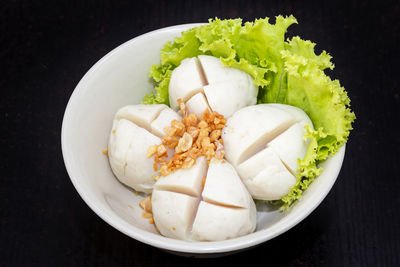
[[169, 55, 258, 118], [223, 103, 313, 200], [152, 156, 256, 241], [108, 104, 181, 193], [105, 15, 355, 241]]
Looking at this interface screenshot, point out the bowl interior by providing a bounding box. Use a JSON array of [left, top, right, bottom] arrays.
[[62, 24, 345, 255]]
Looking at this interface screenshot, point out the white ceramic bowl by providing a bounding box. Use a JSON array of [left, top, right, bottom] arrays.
[[61, 23, 345, 257]]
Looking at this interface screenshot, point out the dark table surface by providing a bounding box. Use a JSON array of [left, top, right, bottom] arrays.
[[1, 0, 399, 266]]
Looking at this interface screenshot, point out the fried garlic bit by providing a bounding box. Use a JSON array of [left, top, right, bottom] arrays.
[[147, 99, 226, 177], [139, 195, 152, 213], [139, 195, 155, 225]]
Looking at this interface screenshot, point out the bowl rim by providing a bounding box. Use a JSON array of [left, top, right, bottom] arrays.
[[61, 23, 345, 254]]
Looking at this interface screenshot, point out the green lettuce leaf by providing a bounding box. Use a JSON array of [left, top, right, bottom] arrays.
[[143, 16, 355, 209]]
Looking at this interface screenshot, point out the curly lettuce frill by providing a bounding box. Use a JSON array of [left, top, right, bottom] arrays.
[[143, 16, 355, 209]]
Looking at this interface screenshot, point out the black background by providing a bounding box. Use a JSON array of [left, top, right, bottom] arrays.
[[1, 0, 399, 266]]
